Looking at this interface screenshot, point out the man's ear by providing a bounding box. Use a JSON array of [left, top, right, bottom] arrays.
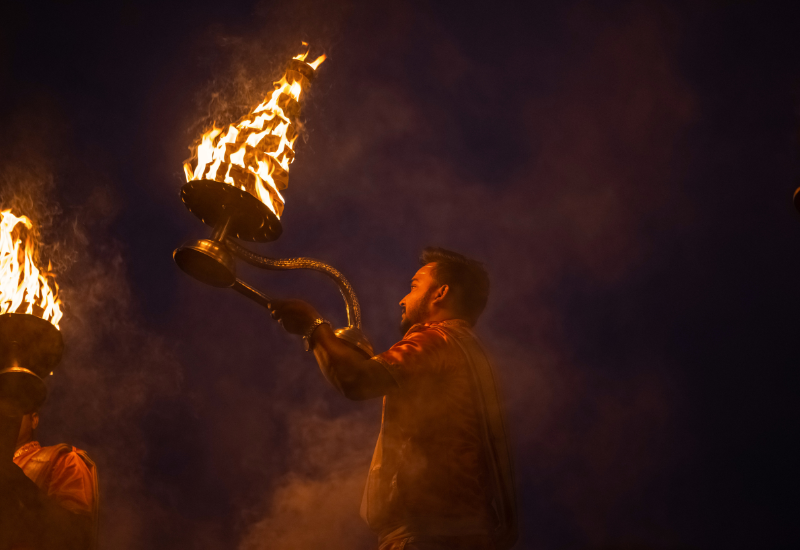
[[31, 413, 39, 431], [431, 284, 449, 307]]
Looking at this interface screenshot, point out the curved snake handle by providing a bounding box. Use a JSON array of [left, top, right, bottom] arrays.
[[224, 238, 363, 329]]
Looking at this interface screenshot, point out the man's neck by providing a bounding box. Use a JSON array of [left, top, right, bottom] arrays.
[[424, 311, 463, 325]]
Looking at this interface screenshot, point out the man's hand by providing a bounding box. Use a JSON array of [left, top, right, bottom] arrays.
[[268, 299, 397, 400], [268, 299, 322, 335]]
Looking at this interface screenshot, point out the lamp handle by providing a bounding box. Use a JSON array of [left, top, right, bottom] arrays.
[[224, 238, 363, 330], [232, 280, 273, 310]]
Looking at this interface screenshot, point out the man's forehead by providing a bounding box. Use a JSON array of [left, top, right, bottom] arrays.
[[413, 263, 437, 280]]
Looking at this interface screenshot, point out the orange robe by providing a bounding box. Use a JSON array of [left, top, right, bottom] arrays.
[[12, 441, 99, 548], [366, 320, 517, 550]]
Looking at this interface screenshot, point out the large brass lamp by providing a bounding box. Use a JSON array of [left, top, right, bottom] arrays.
[[173, 48, 373, 357], [0, 210, 64, 460]]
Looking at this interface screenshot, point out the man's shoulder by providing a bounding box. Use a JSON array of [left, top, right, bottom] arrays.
[[29, 443, 71, 459], [28, 443, 99, 517], [30, 443, 94, 470], [392, 323, 457, 355], [382, 320, 477, 366], [404, 319, 473, 340]]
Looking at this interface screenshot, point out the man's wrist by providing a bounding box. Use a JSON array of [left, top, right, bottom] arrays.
[[303, 318, 330, 351]]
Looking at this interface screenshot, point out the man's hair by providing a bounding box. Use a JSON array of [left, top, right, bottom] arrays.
[[420, 247, 490, 325]]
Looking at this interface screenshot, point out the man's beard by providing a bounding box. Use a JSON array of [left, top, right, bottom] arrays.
[[399, 288, 434, 335]]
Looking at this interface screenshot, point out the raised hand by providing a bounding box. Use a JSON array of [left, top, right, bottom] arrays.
[[268, 299, 322, 335]]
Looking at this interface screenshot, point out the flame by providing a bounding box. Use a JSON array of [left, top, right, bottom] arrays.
[[308, 54, 326, 70], [293, 42, 310, 61], [183, 44, 327, 218], [0, 210, 63, 329]]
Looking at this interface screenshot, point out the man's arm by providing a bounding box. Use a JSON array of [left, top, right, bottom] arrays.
[[269, 299, 397, 400]]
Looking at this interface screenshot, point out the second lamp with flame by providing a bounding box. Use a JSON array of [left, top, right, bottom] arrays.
[[0, 210, 64, 414]]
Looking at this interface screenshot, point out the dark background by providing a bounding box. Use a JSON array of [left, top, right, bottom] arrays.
[[0, 0, 797, 548]]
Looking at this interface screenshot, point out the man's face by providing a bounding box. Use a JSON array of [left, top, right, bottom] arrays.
[[399, 263, 439, 334]]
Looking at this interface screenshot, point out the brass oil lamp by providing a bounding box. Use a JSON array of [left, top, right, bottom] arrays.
[[0, 211, 64, 459], [173, 47, 373, 357]]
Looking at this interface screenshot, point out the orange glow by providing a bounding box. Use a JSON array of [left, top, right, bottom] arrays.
[[0, 210, 63, 329], [308, 54, 326, 70], [183, 44, 327, 218]]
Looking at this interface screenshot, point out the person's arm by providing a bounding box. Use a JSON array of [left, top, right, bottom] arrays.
[[269, 299, 397, 400]]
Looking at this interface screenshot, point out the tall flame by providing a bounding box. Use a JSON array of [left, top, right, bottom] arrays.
[[0, 210, 62, 329], [183, 44, 327, 218]]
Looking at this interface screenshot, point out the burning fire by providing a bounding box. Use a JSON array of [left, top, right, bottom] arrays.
[[0, 210, 63, 329], [183, 44, 327, 218]]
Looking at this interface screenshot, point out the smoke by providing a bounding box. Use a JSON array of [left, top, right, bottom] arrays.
[[184, 0, 354, 154], [180, 1, 698, 549], [0, 99, 183, 549], [1, 0, 701, 548], [238, 409, 377, 550]]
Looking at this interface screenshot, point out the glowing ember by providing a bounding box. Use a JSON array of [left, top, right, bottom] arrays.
[[183, 43, 327, 218], [0, 210, 63, 329]]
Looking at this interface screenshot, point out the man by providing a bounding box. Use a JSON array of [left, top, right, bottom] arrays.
[[270, 247, 517, 550], [0, 407, 98, 550]]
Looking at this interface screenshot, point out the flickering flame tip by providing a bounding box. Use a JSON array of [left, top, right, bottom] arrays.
[[183, 43, 326, 219], [0, 209, 63, 329]]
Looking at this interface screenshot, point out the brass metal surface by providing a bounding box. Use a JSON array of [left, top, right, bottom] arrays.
[[286, 59, 318, 81], [175, 180, 373, 356], [173, 238, 237, 288], [180, 180, 283, 242], [232, 280, 273, 309], [334, 326, 374, 357], [0, 368, 47, 414], [0, 313, 63, 413], [224, 239, 364, 329], [0, 313, 63, 376]]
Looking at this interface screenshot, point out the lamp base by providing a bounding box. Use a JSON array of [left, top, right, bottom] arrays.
[[0, 370, 46, 415], [173, 238, 237, 288], [0, 313, 64, 414], [180, 180, 283, 242]]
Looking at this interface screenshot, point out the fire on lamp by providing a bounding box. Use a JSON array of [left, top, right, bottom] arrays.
[[0, 210, 64, 416], [174, 45, 373, 356]]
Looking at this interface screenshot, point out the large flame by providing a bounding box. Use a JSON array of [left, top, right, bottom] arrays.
[[183, 44, 327, 218], [0, 210, 62, 329]]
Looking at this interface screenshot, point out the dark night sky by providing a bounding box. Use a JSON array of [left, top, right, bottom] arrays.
[[0, 1, 797, 549]]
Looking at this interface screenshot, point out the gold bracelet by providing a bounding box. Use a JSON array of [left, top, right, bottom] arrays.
[[303, 318, 330, 351]]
